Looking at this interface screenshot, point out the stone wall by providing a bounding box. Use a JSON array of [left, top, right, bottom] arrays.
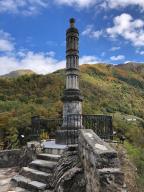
[[0, 149, 21, 168], [0, 148, 36, 168], [79, 129, 125, 192]]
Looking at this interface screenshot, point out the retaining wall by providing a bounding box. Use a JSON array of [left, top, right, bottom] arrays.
[[0, 148, 36, 168], [79, 129, 125, 192]]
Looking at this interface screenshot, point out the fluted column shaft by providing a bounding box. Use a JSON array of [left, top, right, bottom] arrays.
[[62, 18, 83, 126]]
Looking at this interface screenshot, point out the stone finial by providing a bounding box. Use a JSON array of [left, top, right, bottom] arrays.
[[70, 18, 75, 27]]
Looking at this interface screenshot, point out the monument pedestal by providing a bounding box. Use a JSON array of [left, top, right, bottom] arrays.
[[56, 129, 79, 145]]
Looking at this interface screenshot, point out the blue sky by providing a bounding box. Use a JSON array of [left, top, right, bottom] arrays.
[[0, 0, 144, 75]]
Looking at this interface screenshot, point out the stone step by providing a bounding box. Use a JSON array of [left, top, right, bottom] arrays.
[[12, 175, 47, 192], [12, 187, 30, 192], [37, 153, 61, 162], [43, 147, 64, 155], [29, 159, 57, 173], [21, 167, 51, 184], [42, 140, 66, 155]]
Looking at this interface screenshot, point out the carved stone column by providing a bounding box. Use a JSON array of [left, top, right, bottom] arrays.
[[56, 18, 83, 145]]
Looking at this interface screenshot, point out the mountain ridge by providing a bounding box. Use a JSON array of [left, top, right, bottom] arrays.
[[1, 62, 144, 78], [1, 69, 36, 78]]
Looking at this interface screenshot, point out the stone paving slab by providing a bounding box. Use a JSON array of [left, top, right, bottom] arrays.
[[0, 167, 18, 192]]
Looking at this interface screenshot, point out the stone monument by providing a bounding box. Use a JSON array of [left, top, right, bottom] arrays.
[[56, 18, 83, 144]]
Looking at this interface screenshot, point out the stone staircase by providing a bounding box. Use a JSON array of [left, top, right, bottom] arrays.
[[11, 149, 63, 192]]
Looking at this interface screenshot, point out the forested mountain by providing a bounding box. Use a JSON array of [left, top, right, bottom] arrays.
[[1, 69, 35, 78], [0, 63, 144, 187], [117, 62, 144, 74]]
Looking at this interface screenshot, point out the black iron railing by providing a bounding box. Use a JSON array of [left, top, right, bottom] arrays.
[[64, 114, 113, 144], [83, 115, 113, 140], [30, 114, 113, 144]]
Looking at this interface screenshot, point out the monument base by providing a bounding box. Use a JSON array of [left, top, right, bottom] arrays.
[[56, 129, 79, 145]]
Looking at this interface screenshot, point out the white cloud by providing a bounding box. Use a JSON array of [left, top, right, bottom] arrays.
[[0, 0, 144, 15], [46, 51, 56, 57], [82, 14, 144, 48], [0, 30, 14, 52], [0, 51, 65, 75], [79, 55, 102, 64], [55, 0, 144, 11], [106, 0, 144, 10], [107, 13, 144, 47], [0, 0, 144, 16], [0, 0, 97, 14], [124, 60, 133, 64], [0, 39, 14, 52], [139, 51, 144, 55], [0, 27, 103, 75], [55, 0, 144, 10], [110, 47, 120, 51], [110, 55, 125, 61], [54, 0, 95, 8], [0, 0, 48, 15], [136, 50, 144, 55], [82, 25, 103, 39], [0, 0, 99, 15], [0, 50, 102, 75]]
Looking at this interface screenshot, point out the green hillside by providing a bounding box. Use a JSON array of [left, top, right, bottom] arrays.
[[1, 69, 35, 78], [0, 63, 144, 188]]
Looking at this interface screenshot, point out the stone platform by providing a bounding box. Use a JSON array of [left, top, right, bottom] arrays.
[[42, 140, 66, 154]]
